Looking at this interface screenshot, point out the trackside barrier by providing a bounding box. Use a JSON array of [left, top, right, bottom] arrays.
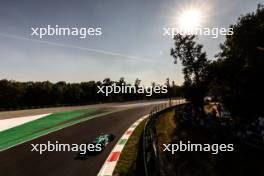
[[142, 99, 186, 176], [98, 98, 186, 176]]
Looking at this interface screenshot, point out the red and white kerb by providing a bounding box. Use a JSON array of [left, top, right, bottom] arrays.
[[97, 115, 148, 176]]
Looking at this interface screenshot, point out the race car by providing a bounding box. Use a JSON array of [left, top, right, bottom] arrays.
[[76, 133, 115, 159]]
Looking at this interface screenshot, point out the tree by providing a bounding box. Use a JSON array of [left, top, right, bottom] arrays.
[[0, 77, 183, 110], [209, 4, 264, 119], [171, 34, 210, 108]]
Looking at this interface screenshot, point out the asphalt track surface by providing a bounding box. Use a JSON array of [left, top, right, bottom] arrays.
[[0, 104, 157, 176], [0, 99, 167, 119]]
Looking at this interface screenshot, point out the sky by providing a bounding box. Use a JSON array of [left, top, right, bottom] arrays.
[[0, 0, 262, 86]]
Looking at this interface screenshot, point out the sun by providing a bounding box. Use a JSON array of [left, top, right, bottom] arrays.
[[166, 1, 211, 34], [177, 8, 203, 31]]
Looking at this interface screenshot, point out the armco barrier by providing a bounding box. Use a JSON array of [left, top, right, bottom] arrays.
[[98, 99, 186, 176], [142, 99, 186, 176]]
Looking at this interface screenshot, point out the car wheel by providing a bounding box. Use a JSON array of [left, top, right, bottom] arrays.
[[109, 134, 115, 141]]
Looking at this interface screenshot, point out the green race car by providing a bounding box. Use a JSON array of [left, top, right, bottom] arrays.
[[94, 134, 115, 148], [76, 133, 115, 159]]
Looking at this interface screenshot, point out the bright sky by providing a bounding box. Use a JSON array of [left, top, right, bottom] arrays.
[[0, 0, 262, 85]]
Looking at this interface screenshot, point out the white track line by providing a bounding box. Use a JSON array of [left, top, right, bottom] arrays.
[[0, 113, 51, 132]]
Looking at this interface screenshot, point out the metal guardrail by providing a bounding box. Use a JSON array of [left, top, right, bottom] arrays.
[[142, 99, 186, 176], [143, 118, 149, 176]]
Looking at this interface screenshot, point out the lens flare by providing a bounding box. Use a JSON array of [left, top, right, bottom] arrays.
[[178, 8, 203, 30]]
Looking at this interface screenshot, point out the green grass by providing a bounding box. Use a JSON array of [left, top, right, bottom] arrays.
[[155, 110, 176, 147], [0, 108, 98, 151], [113, 119, 146, 176]]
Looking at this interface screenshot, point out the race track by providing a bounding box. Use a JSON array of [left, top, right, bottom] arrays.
[[0, 103, 159, 176]]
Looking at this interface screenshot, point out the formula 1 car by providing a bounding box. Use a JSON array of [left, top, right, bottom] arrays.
[[76, 134, 115, 159], [93, 133, 115, 150]]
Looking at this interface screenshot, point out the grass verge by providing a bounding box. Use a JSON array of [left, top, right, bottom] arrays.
[[155, 110, 176, 151], [0, 108, 99, 150], [113, 119, 147, 176]]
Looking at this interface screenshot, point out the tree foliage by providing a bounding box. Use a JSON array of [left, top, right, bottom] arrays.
[[208, 4, 264, 119], [171, 34, 210, 108], [171, 4, 264, 120], [0, 78, 182, 110]]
